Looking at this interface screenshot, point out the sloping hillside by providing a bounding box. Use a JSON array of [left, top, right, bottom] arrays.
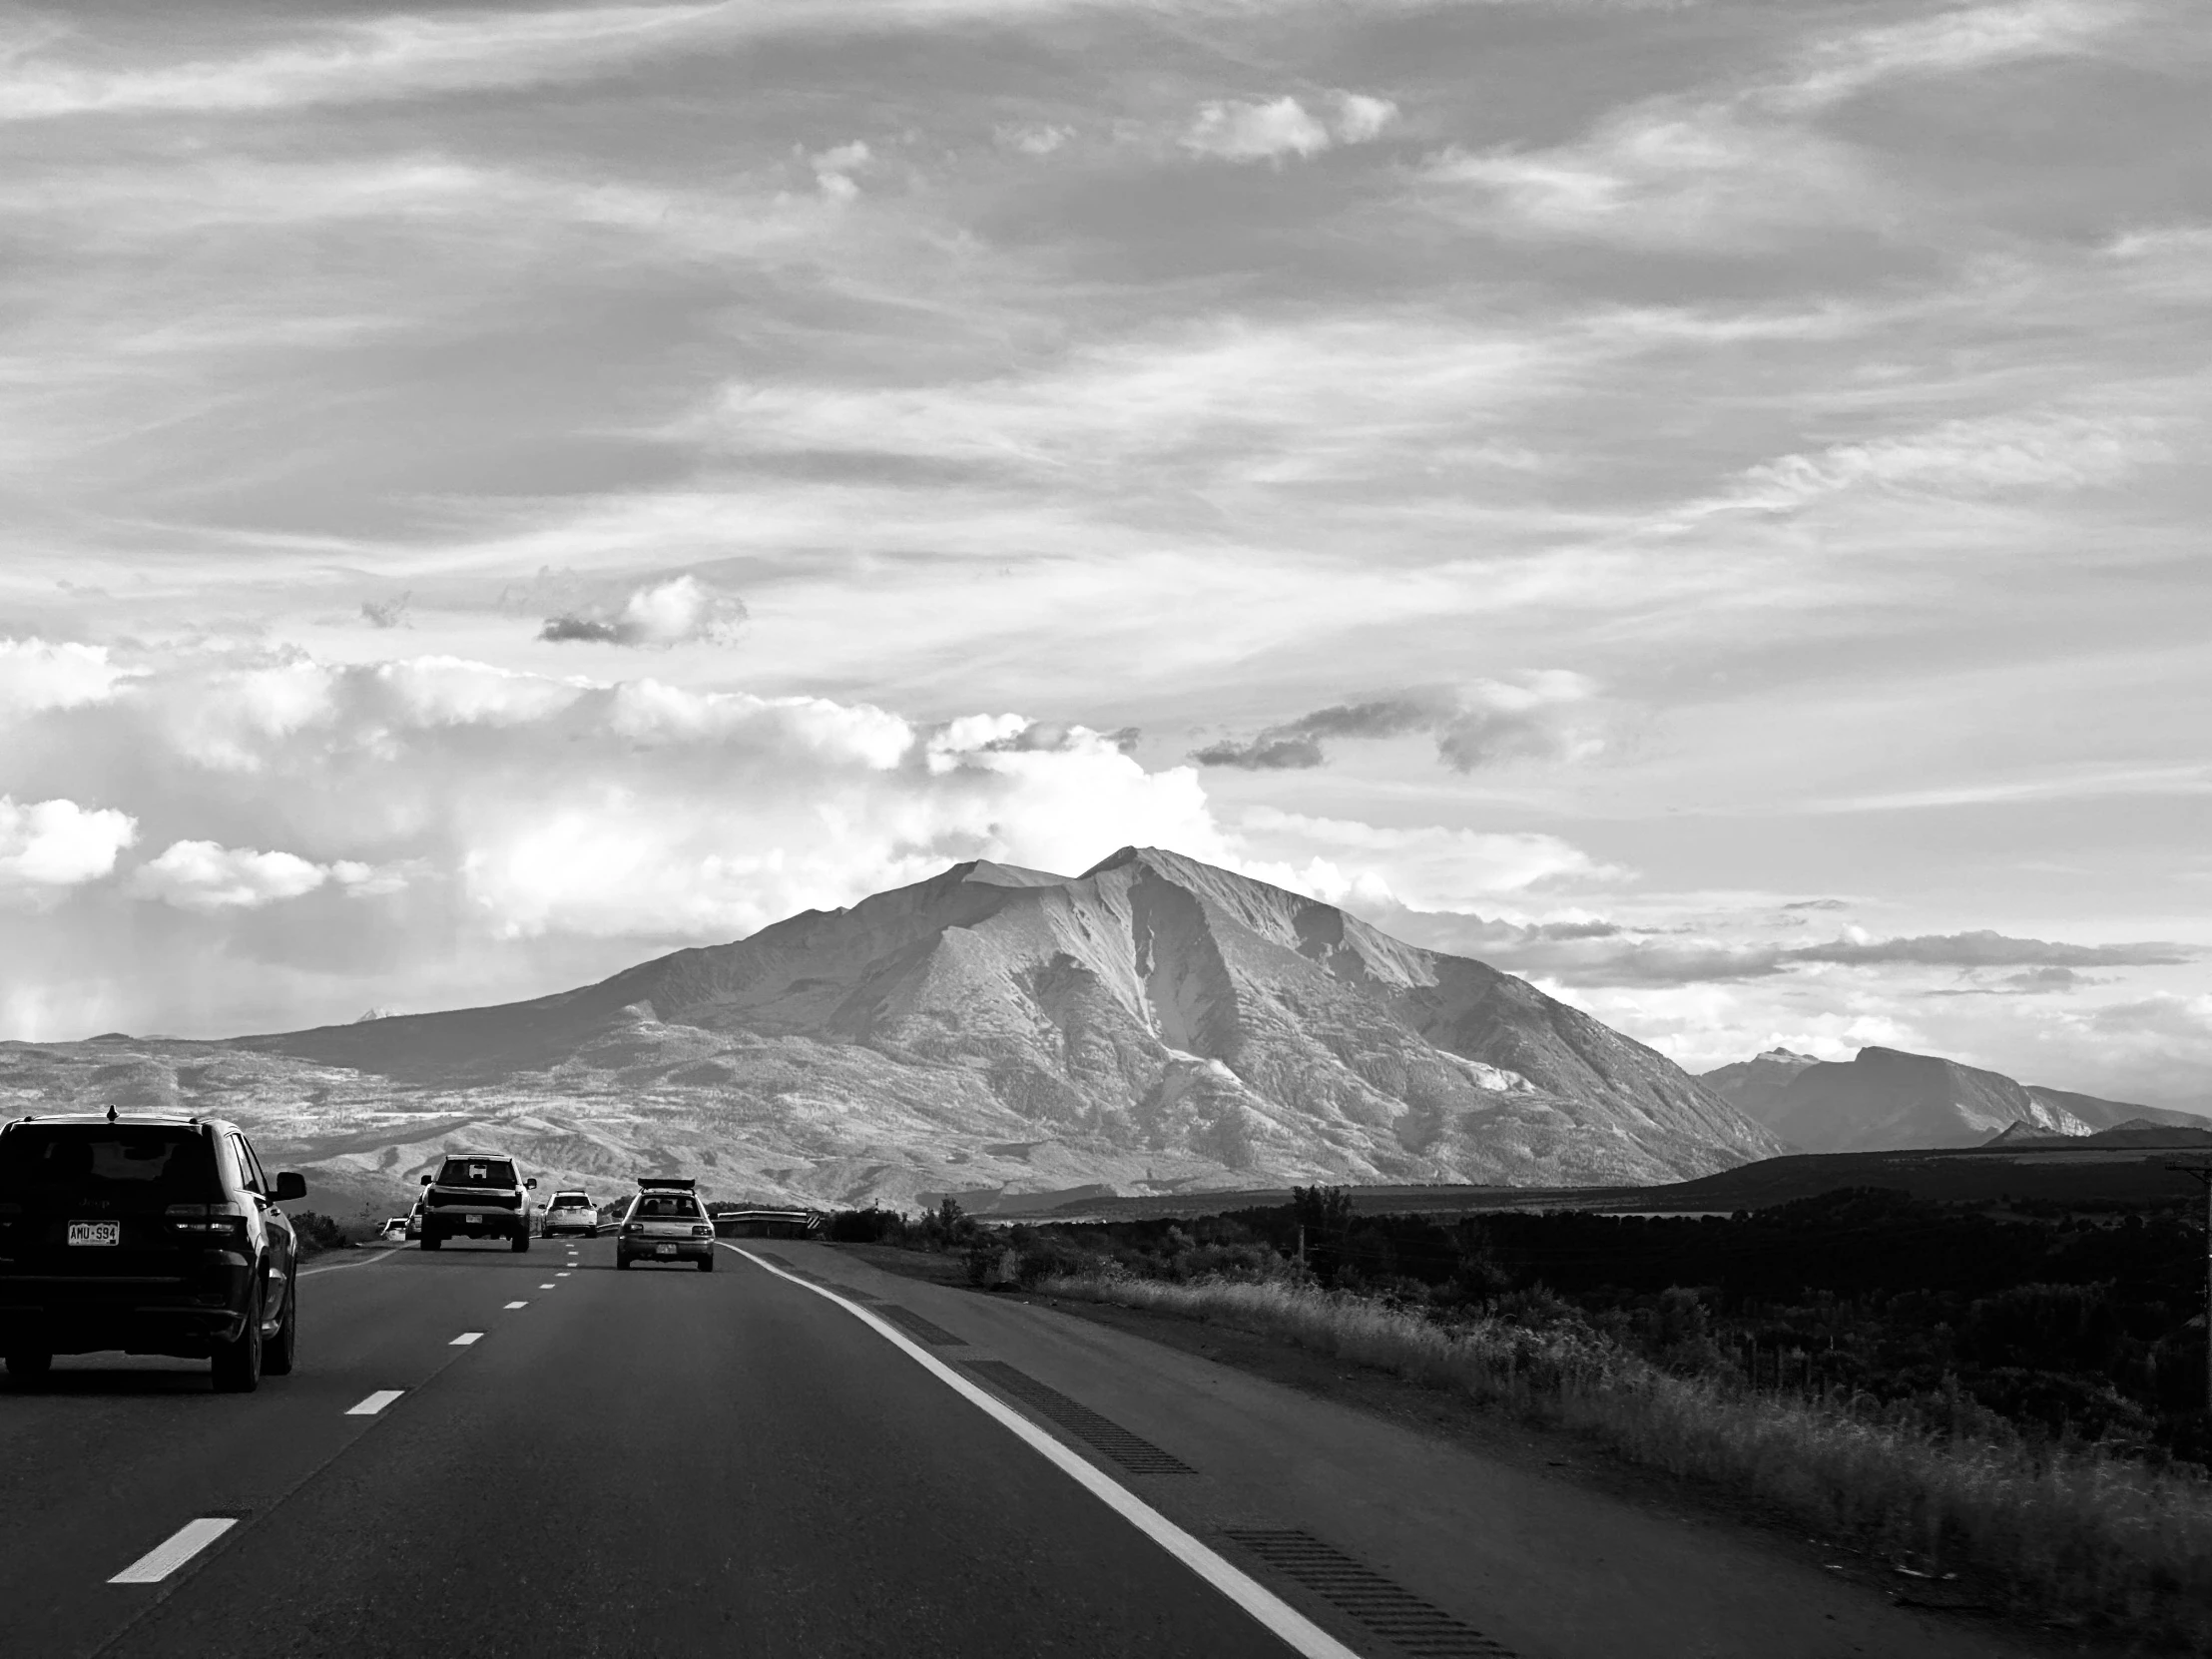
[[7, 848, 1782, 1212]]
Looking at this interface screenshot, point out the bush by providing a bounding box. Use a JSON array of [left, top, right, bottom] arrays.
[[291, 1211, 352, 1258]]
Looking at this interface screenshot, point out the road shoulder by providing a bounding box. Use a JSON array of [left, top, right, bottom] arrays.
[[830, 1244, 2107, 1658]]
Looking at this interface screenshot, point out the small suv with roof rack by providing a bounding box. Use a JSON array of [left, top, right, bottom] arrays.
[[539, 1190, 599, 1238], [419, 1151, 536, 1251], [616, 1177, 716, 1271], [0, 1110, 304, 1391]]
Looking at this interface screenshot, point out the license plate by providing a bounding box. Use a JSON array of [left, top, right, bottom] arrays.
[[69, 1222, 120, 1247], [655, 1243, 676, 1257]]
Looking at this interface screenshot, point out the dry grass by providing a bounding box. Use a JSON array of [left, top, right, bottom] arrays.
[[1042, 1272, 2212, 1645]]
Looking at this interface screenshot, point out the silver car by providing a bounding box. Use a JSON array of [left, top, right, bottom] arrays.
[[615, 1179, 715, 1271], [540, 1191, 599, 1238]]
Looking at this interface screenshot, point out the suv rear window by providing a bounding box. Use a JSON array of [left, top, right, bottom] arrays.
[[634, 1195, 703, 1219], [0, 1126, 222, 1207], [551, 1193, 590, 1207], [436, 1158, 517, 1188]]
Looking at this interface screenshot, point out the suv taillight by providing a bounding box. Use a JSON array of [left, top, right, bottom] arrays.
[[623, 1223, 643, 1235], [166, 1201, 250, 1244], [692, 1225, 714, 1238]]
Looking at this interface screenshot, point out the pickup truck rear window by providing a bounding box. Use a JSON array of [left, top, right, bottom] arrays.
[[436, 1159, 517, 1189], [0, 1126, 222, 1205]]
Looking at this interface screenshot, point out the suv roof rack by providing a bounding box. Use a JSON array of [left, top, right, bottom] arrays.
[[636, 1175, 698, 1190]]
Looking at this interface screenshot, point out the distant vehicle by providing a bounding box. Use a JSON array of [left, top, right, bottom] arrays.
[[540, 1191, 598, 1238], [616, 1177, 715, 1272], [404, 1200, 424, 1241], [418, 1152, 536, 1252], [376, 1216, 408, 1244], [0, 1111, 304, 1391]]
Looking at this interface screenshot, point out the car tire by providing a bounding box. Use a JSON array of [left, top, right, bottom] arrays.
[[263, 1269, 298, 1377], [616, 1253, 632, 1270], [4, 1347, 52, 1384], [422, 1229, 442, 1251], [511, 1230, 529, 1254], [699, 1253, 715, 1272], [212, 1288, 264, 1393]]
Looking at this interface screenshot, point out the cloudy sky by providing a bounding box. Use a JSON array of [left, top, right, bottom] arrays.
[[1, 0, 2206, 1104]]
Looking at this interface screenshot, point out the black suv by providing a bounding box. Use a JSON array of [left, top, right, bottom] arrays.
[[0, 1112, 304, 1391], [418, 1151, 536, 1251]]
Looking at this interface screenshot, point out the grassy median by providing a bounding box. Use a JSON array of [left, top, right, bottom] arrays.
[[1037, 1271, 2212, 1647]]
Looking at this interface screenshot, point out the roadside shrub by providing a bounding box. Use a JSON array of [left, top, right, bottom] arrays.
[[290, 1211, 352, 1258]]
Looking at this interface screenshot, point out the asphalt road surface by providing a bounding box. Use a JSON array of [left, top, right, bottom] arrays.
[[0, 1238, 2047, 1659]]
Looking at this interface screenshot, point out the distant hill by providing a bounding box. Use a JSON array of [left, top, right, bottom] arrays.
[[1699, 1047, 1822, 1124], [3, 847, 1780, 1212], [1696, 1044, 2199, 1153]]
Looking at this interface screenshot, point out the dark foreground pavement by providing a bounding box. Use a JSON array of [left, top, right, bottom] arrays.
[[0, 1238, 1304, 1659], [0, 1237, 2049, 1659]]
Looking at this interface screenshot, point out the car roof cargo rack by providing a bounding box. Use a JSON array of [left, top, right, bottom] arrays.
[[635, 1175, 698, 1190]]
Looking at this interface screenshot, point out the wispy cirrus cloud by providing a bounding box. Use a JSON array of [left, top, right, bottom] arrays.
[[1420, 0, 2143, 250], [0, 4, 728, 120], [1703, 410, 2173, 516]]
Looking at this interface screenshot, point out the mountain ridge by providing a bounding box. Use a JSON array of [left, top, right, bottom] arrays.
[[7, 848, 1781, 1212], [1699, 1044, 2201, 1152]]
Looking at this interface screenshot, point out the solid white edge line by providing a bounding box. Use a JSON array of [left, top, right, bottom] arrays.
[[724, 1244, 1363, 1659], [345, 1389, 404, 1416], [108, 1517, 238, 1584], [450, 1332, 483, 1346]]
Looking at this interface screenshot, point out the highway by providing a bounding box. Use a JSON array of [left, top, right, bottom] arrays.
[[0, 1239, 2046, 1659]]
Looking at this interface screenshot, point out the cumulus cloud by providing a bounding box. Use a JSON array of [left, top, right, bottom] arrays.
[[540, 574, 747, 648], [994, 122, 1071, 157], [1193, 673, 1604, 772], [0, 639, 134, 717], [129, 840, 334, 911], [1180, 90, 1397, 164], [0, 796, 138, 902], [0, 644, 1230, 961], [360, 593, 411, 629], [808, 139, 870, 203]]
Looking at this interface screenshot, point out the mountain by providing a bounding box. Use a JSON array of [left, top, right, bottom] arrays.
[[2020, 1086, 2205, 1135], [1700, 1048, 1823, 1123], [3, 847, 1781, 1214], [1696, 1045, 2198, 1153]]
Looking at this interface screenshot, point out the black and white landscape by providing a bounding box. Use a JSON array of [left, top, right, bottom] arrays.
[[2, 1, 2209, 1654]]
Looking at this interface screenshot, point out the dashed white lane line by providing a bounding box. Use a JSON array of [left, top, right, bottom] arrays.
[[556, 1271, 572, 1277], [504, 1300, 528, 1309], [345, 1389, 404, 1416], [538, 1282, 556, 1289], [450, 1332, 483, 1347], [727, 1245, 1364, 1659], [109, 1518, 238, 1584]]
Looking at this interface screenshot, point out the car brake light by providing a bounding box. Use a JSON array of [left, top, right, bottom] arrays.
[[692, 1225, 713, 1238], [166, 1201, 250, 1242]]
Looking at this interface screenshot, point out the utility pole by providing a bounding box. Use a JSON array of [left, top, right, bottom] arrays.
[[2170, 1164, 2212, 1417]]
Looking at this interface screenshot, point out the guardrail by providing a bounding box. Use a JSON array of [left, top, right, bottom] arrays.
[[711, 1209, 825, 1239]]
